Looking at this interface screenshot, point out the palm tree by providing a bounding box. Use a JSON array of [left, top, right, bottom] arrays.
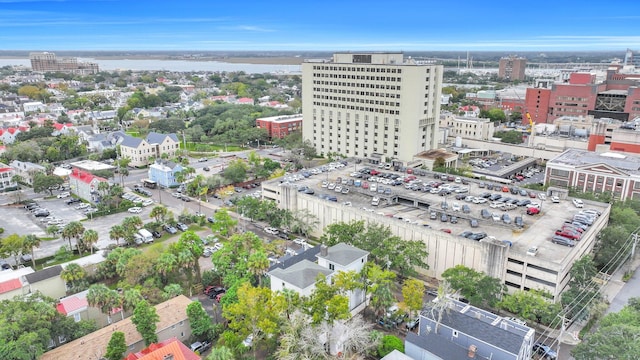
[[155, 252, 177, 285], [109, 225, 126, 246], [247, 251, 270, 287], [46, 225, 60, 237], [22, 234, 40, 269], [198, 186, 208, 214], [87, 284, 120, 323], [82, 229, 99, 254], [61, 263, 87, 289], [121, 288, 144, 315], [62, 221, 85, 253]]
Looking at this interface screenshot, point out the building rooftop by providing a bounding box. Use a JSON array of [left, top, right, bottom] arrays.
[[70, 159, 115, 172], [124, 337, 200, 360], [257, 114, 303, 123], [41, 295, 193, 360], [70, 169, 108, 184], [268, 259, 333, 290], [0, 278, 23, 294], [146, 132, 179, 145], [24, 264, 62, 284], [549, 149, 640, 175], [317, 243, 369, 267], [56, 290, 89, 315]]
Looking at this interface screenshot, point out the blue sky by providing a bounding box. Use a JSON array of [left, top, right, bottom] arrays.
[[1, 0, 639, 51]]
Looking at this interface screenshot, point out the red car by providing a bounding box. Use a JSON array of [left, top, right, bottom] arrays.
[[555, 230, 580, 240], [370, 169, 380, 176], [526, 207, 540, 215]]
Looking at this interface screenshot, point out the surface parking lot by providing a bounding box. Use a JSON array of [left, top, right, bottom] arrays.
[[279, 161, 608, 262], [5, 198, 88, 236]]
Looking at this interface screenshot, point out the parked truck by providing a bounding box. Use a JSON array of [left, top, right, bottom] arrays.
[[138, 229, 154, 244]]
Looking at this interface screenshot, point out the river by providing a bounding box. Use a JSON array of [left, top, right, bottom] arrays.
[[0, 58, 301, 74]]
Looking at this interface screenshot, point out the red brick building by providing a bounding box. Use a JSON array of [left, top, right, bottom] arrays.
[[523, 68, 640, 125], [498, 56, 527, 81], [256, 114, 303, 139]]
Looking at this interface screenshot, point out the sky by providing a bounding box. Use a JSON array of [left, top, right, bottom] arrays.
[[1, 0, 639, 52]]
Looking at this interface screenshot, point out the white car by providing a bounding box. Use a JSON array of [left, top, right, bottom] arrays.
[[74, 203, 90, 210], [327, 183, 336, 190], [57, 192, 70, 199], [264, 227, 279, 235], [492, 213, 501, 222], [451, 202, 461, 212], [538, 193, 547, 201], [551, 196, 560, 203], [128, 207, 142, 213], [572, 199, 584, 208], [293, 238, 308, 246], [141, 199, 154, 207]]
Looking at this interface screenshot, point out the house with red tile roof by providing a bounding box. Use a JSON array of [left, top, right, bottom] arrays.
[[0, 162, 18, 192], [52, 122, 74, 135], [56, 289, 125, 328], [69, 169, 108, 203], [0, 127, 22, 144], [0, 278, 24, 300], [235, 97, 254, 105], [41, 295, 194, 360], [124, 337, 200, 360], [0, 267, 34, 300]]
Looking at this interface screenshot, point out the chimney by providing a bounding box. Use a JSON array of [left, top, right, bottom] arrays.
[[468, 344, 477, 358], [320, 244, 328, 257], [163, 354, 174, 360]]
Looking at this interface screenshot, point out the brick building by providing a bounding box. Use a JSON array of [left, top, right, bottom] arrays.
[[498, 56, 527, 81], [256, 114, 303, 139], [523, 67, 640, 125]]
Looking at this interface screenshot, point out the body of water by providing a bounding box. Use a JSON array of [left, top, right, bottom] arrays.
[[0, 58, 301, 74]]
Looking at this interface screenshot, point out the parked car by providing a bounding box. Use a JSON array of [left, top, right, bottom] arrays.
[[56, 192, 70, 199], [468, 232, 487, 241], [163, 224, 178, 234], [176, 222, 189, 231], [204, 285, 226, 297], [470, 219, 479, 228], [533, 343, 558, 360], [480, 209, 491, 219], [551, 196, 560, 203], [128, 207, 142, 213], [65, 198, 81, 205], [151, 230, 162, 238], [264, 227, 279, 235], [572, 199, 584, 208], [551, 235, 577, 247]]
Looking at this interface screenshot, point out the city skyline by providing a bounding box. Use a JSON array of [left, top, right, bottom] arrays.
[[1, 0, 639, 51]]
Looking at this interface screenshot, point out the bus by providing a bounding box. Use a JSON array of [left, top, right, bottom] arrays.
[[142, 179, 158, 189]]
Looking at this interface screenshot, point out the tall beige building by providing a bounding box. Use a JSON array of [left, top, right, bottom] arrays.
[[302, 53, 443, 163]]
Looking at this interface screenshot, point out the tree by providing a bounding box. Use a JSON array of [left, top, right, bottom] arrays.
[[402, 278, 424, 319], [494, 130, 524, 144], [60, 263, 87, 289], [81, 229, 99, 254], [222, 282, 285, 356], [211, 208, 237, 236], [572, 298, 640, 359], [499, 289, 561, 325], [87, 283, 120, 322], [104, 331, 127, 360], [0, 233, 24, 269], [61, 221, 86, 254], [150, 205, 168, 223], [176, 230, 205, 284], [480, 108, 507, 122], [32, 173, 64, 196], [109, 225, 126, 247], [304, 274, 351, 325], [441, 265, 505, 308], [187, 302, 215, 340], [206, 346, 234, 360], [364, 263, 396, 319], [131, 300, 160, 346], [22, 234, 40, 269], [221, 159, 248, 184], [246, 250, 270, 286], [378, 335, 404, 357], [561, 255, 601, 321]]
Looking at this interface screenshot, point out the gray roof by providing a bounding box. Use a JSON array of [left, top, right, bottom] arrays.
[[146, 132, 179, 144], [269, 245, 321, 271], [88, 134, 106, 142], [420, 301, 527, 355], [268, 259, 332, 290], [406, 332, 479, 360], [549, 149, 640, 175], [24, 265, 62, 284], [317, 243, 369, 266], [119, 134, 143, 148]]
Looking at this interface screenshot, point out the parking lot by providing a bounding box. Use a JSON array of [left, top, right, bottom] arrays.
[[270, 160, 609, 265]]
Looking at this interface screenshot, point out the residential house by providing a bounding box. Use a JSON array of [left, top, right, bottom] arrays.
[[52, 122, 74, 136], [40, 295, 194, 360], [9, 160, 46, 185], [23, 265, 66, 300], [73, 125, 97, 143], [124, 337, 201, 360], [0, 267, 35, 301], [56, 289, 124, 328], [22, 101, 46, 113], [86, 133, 112, 152], [148, 160, 183, 188], [69, 169, 108, 203], [0, 162, 17, 191], [268, 243, 369, 312], [119, 132, 180, 167], [405, 297, 535, 360], [0, 127, 22, 144]]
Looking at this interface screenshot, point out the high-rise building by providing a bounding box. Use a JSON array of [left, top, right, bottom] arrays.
[[302, 53, 443, 163], [498, 56, 527, 81], [29, 52, 99, 74]]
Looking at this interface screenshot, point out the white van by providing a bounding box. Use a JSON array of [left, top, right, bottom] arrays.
[[372, 197, 380, 206], [138, 229, 154, 244]]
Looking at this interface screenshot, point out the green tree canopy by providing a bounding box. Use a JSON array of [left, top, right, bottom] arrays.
[[131, 300, 160, 346], [105, 331, 127, 360]]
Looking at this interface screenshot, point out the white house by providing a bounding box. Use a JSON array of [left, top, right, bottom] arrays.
[[119, 132, 180, 167], [268, 243, 369, 312]]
